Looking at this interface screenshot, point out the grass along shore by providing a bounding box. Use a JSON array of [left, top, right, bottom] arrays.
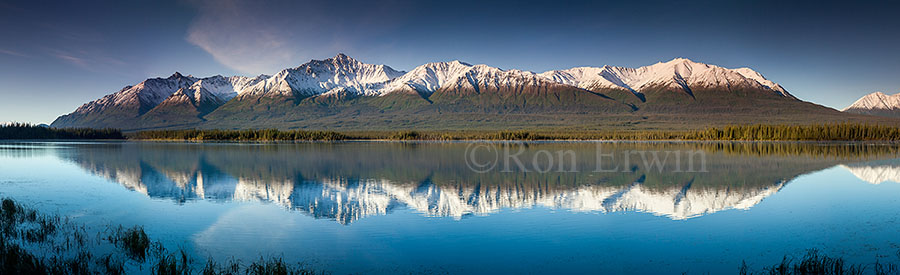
[[0, 198, 325, 274], [7, 123, 900, 141]]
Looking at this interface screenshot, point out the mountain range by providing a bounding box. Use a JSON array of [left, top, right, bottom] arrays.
[[51, 54, 881, 131]]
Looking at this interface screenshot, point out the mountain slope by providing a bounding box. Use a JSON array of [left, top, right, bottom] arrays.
[[137, 87, 227, 127], [51, 73, 269, 129], [133, 75, 272, 128], [842, 92, 900, 118], [51, 73, 199, 129]]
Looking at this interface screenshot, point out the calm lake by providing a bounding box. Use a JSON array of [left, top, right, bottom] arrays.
[[1, 141, 899, 274]]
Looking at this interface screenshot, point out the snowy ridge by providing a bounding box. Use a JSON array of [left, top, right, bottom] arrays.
[[158, 75, 270, 109], [71, 72, 199, 115], [242, 53, 405, 97], [66, 73, 270, 117], [188, 74, 269, 100], [377, 61, 475, 94], [732, 67, 786, 92], [377, 61, 563, 96], [842, 92, 900, 111], [538, 66, 629, 90], [539, 58, 792, 97], [157, 87, 226, 110]]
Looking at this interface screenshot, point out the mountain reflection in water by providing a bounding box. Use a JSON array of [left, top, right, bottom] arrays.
[[33, 142, 900, 224]]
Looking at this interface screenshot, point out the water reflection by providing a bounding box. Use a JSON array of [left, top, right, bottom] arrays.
[[7, 142, 898, 223], [842, 159, 900, 184]]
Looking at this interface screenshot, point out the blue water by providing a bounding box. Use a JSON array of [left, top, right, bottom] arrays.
[[1, 141, 898, 274]]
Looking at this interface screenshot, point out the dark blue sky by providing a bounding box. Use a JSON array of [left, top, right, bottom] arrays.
[[2, 0, 899, 123]]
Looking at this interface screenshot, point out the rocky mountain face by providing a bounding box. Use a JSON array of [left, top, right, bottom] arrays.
[[52, 54, 861, 131]]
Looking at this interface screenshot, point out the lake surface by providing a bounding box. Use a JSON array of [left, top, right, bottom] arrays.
[[1, 141, 899, 274]]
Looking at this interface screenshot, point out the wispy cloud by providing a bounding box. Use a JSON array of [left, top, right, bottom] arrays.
[[44, 48, 128, 74], [53, 53, 90, 67], [186, 0, 302, 74], [0, 48, 30, 58], [184, 0, 410, 74]]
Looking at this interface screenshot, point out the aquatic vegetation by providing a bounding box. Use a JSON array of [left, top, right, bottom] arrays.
[[106, 225, 154, 261], [153, 250, 193, 275], [98, 254, 126, 275], [200, 257, 241, 275], [0, 239, 45, 274], [0, 198, 114, 274], [246, 257, 322, 275], [0, 198, 327, 274], [740, 249, 900, 275]]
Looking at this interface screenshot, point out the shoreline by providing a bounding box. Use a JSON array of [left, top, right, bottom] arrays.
[[6, 138, 900, 143], [7, 138, 900, 143], [7, 123, 900, 142]]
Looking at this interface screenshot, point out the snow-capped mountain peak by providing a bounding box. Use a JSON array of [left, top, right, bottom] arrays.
[[242, 53, 405, 97], [842, 91, 900, 111], [130, 73, 199, 106]]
